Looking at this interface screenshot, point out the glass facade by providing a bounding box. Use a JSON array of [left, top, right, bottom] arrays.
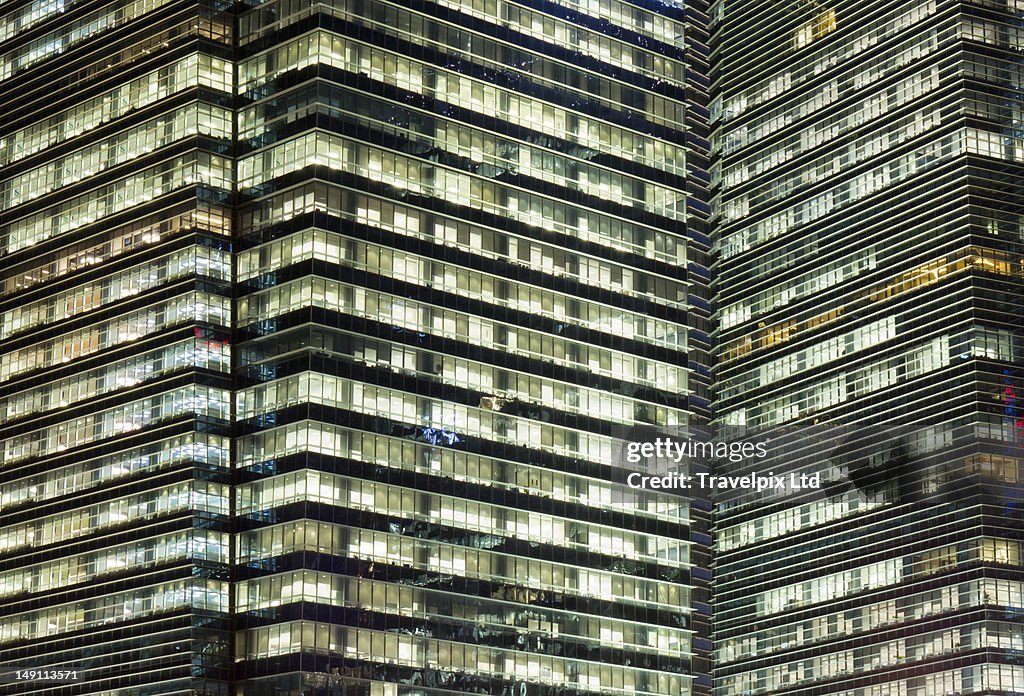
[[232, 0, 714, 695], [16, 0, 1019, 694], [0, 0, 235, 693], [710, 1, 1024, 695]]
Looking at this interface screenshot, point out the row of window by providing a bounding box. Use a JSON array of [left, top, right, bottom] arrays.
[[964, 0, 1024, 9], [758, 558, 900, 617], [715, 421, 970, 514], [0, 579, 227, 645], [237, 521, 689, 611], [238, 570, 688, 654], [239, 619, 688, 696], [736, 334, 949, 428], [724, 104, 942, 222], [719, 26, 942, 161], [718, 0, 936, 122], [719, 246, 1022, 363], [2, 153, 233, 255], [1, 384, 231, 466], [240, 126, 685, 222], [725, 330, 940, 426], [549, 0, 686, 44], [756, 537, 1021, 618], [235, 421, 687, 524], [718, 78, 836, 157], [791, 9, 837, 50], [239, 227, 687, 310], [237, 369, 662, 465], [0, 245, 230, 341], [239, 27, 688, 133], [721, 578, 1024, 663], [248, 228, 684, 331], [0, 336, 229, 425], [718, 423, 958, 516], [960, 14, 1024, 50], [727, 621, 1024, 692], [1, 103, 232, 213], [0, 291, 230, 382], [719, 246, 877, 330], [0, 530, 228, 600], [724, 657, 1024, 696], [366, 103, 683, 209], [238, 277, 687, 368], [0, 0, 69, 45], [1, 204, 231, 298], [245, 324, 683, 407], [443, 152, 685, 223], [241, 0, 687, 51], [242, 82, 687, 182], [0, 433, 229, 512], [242, 181, 687, 270], [0, 480, 230, 554], [344, 0, 685, 84], [6, 18, 231, 140], [246, 247, 683, 354], [974, 412, 1024, 444], [722, 129, 979, 258], [965, 452, 1024, 483], [967, 325, 1018, 361], [237, 467, 687, 565], [0, 0, 174, 85], [751, 316, 896, 387], [0, 53, 232, 169], [253, 326, 682, 425], [717, 239, 994, 329], [717, 488, 884, 553], [720, 66, 939, 189]]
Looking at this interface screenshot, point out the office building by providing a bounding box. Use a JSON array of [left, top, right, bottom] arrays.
[[0, 0, 236, 693], [0, 0, 716, 694], [711, 0, 1024, 694], [231, 0, 714, 694]]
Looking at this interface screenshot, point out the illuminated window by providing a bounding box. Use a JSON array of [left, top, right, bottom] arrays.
[[794, 10, 837, 49]]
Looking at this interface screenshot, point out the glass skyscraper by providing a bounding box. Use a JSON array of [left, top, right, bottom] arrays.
[[0, 0, 715, 695], [711, 1, 1024, 694], [0, 0, 235, 694], [231, 0, 713, 694]]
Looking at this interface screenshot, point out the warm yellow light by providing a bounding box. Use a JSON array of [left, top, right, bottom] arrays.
[[794, 9, 837, 49]]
